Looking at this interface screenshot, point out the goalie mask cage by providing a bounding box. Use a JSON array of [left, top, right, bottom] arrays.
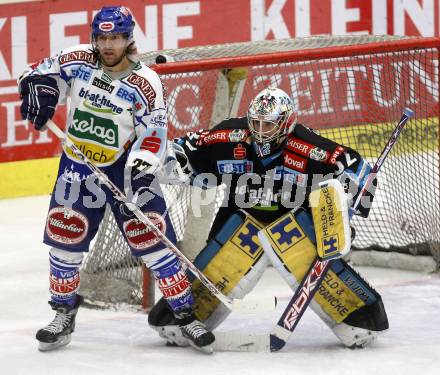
[[80, 35, 440, 310]]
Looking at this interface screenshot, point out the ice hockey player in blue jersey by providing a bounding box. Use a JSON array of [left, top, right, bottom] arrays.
[[18, 6, 214, 354]]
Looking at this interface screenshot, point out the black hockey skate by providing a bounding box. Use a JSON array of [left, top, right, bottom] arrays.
[[177, 314, 215, 354], [36, 295, 83, 351]]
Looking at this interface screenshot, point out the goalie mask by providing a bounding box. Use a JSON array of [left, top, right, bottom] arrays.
[[247, 87, 296, 157]]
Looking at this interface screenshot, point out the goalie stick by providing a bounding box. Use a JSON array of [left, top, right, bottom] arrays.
[[45, 120, 275, 313], [211, 108, 414, 352]]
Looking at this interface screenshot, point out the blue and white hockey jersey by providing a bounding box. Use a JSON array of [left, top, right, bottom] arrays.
[[20, 44, 168, 168]]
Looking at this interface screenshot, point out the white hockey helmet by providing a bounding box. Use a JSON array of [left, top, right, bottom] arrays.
[[247, 87, 296, 157]]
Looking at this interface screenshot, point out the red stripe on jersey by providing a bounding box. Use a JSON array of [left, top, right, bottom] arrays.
[[201, 130, 230, 145]]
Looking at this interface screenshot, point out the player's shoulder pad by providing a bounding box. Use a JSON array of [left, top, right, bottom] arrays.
[[125, 62, 162, 109], [291, 123, 322, 140], [129, 61, 161, 82], [284, 124, 329, 160], [290, 123, 350, 162], [198, 117, 250, 145], [58, 44, 97, 66]]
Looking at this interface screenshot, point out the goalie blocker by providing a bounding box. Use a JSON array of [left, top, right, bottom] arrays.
[[149, 185, 388, 349]]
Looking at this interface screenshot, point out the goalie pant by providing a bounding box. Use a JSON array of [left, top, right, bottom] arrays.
[[44, 153, 193, 316], [149, 209, 389, 348]]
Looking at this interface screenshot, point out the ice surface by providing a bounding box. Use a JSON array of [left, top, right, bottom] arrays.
[[0, 195, 439, 375]]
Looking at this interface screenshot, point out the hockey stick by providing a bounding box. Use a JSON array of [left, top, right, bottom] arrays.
[[45, 119, 271, 312], [211, 108, 414, 352], [268, 107, 414, 351]]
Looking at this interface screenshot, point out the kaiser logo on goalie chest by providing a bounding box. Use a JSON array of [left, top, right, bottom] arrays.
[[123, 212, 166, 250], [287, 139, 310, 156], [46, 207, 88, 245], [202, 130, 229, 145]]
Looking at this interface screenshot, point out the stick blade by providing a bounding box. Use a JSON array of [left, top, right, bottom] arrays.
[[270, 334, 286, 352], [213, 331, 270, 352], [269, 324, 292, 351], [231, 296, 277, 313]]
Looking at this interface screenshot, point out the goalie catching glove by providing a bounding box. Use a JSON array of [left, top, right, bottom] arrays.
[[19, 75, 59, 130]]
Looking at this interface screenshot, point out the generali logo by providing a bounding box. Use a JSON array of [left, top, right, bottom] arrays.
[[59, 50, 96, 65], [127, 73, 156, 109]]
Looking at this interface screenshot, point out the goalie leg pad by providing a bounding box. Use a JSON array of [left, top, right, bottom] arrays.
[[148, 210, 269, 345], [325, 260, 389, 347], [259, 209, 388, 346], [190, 210, 269, 327]]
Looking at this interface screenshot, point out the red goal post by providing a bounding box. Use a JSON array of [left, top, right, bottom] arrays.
[[80, 35, 440, 310]]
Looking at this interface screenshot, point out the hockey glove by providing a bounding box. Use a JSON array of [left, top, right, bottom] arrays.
[[162, 141, 193, 184], [19, 75, 59, 130]]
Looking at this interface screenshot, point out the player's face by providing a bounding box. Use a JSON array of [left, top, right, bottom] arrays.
[[96, 33, 128, 66]]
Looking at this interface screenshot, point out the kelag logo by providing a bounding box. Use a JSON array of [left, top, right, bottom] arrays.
[[69, 109, 119, 147]]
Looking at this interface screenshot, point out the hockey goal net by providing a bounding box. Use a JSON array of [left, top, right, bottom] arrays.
[[80, 35, 440, 309]]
